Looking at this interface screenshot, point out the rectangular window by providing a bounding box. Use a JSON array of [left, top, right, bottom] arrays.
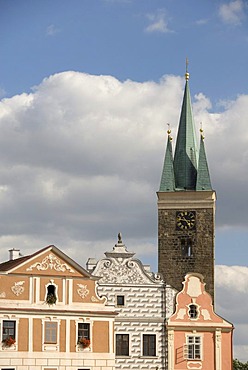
[[116, 334, 129, 356], [181, 238, 193, 257], [2, 321, 16, 341], [78, 323, 90, 341], [143, 334, 156, 356], [44, 322, 57, 344], [186, 336, 201, 360], [116, 295, 125, 306]]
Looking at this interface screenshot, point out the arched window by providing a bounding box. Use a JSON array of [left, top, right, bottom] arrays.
[[46, 282, 57, 305], [188, 304, 198, 319]]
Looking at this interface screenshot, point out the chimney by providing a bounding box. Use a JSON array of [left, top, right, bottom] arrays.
[[9, 248, 21, 260], [86, 258, 97, 272]]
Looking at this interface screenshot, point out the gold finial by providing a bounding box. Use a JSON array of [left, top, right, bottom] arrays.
[[200, 122, 205, 140], [167, 123, 172, 141], [185, 57, 190, 81]]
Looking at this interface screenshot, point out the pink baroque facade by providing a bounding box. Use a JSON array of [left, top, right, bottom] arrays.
[[167, 273, 233, 370]]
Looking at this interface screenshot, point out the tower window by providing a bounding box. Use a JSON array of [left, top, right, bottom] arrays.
[[181, 238, 193, 257], [188, 304, 198, 319]]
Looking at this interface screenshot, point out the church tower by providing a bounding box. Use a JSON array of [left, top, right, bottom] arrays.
[[157, 67, 216, 300]]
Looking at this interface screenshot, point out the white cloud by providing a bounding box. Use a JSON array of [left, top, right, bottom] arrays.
[[46, 24, 60, 36], [219, 0, 246, 25], [195, 18, 209, 25], [1, 72, 248, 360], [145, 9, 173, 33], [216, 265, 248, 362]]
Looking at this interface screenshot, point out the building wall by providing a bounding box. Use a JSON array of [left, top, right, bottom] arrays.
[[97, 283, 166, 370], [157, 191, 216, 299], [0, 246, 116, 370], [167, 273, 233, 370]]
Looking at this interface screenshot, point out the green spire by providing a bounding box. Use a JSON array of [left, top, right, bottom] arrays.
[[196, 132, 212, 190], [173, 76, 198, 190], [158, 67, 212, 193], [159, 131, 175, 191]]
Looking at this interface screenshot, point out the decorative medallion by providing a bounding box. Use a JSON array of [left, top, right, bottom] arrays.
[[77, 284, 89, 299], [26, 253, 75, 273], [11, 281, 25, 296]]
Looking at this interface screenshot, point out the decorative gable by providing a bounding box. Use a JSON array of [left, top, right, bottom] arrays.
[[5, 245, 91, 278], [26, 253, 75, 273], [168, 273, 232, 327], [94, 257, 160, 284], [92, 234, 163, 285]]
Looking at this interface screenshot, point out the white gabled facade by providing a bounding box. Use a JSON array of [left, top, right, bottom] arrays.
[[87, 234, 177, 370]]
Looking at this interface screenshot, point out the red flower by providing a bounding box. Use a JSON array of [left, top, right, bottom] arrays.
[[78, 338, 90, 348], [2, 336, 16, 347]]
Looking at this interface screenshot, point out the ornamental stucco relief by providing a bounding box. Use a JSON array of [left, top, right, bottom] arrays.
[[166, 287, 177, 317], [94, 258, 160, 284], [11, 281, 25, 296], [26, 253, 75, 273], [77, 284, 89, 299]]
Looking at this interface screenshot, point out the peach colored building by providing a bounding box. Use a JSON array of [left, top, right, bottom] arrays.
[[167, 273, 233, 370], [0, 245, 116, 370]]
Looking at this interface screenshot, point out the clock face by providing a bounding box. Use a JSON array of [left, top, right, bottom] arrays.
[[176, 211, 196, 230]]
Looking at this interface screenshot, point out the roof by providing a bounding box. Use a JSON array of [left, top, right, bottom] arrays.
[[0, 245, 93, 278], [159, 74, 212, 192]]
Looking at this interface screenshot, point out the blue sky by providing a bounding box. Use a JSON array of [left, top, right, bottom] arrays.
[[1, 0, 248, 361], [1, 0, 248, 103]]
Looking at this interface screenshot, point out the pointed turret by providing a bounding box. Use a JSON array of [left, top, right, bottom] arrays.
[[173, 72, 198, 190], [196, 129, 212, 190], [159, 129, 175, 191]]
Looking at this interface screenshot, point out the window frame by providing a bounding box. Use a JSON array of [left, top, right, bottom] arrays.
[[188, 304, 199, 319], [1, 319, 18, 351], [185, 335, 202, 360], [41, 318, 60, 352], [78, 323, 90, 341], [116, 333, 129, 357], [181, 237, 193, 258], [142, 334, 156, 357], [45, 280, 58, 305], [44, 321, 58, 344], [2, 320, 16, 341], [116, 295, 125, 307]]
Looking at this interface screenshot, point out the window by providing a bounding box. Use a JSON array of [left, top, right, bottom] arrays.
[[44, 322, 57, 344], [46, 283, 57, 305], [188, 304, 198, 319], [2, 321, 16, 341], [143, 334, 156, 356], [185, 336, 201, 360], [181, 238, 193, 257], [116, 295, 125, 306], [78, 323, 90, 341], [116, 334, 129, 356]]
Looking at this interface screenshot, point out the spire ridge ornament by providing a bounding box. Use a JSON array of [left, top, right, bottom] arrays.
[[200, 122, 205, 140], [185, 57, 190, 81], [167, 123, 172, 141]]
